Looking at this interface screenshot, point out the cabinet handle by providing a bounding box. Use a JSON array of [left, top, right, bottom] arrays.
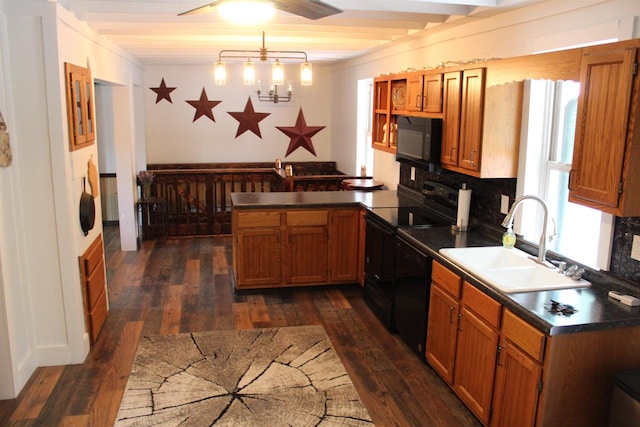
[[457, 312, 463, 331], [449, 147, 456, 162], [568, 169, 575, 190], [448, 306, 456, 324], [496, 345, 503, 366], [470, 150, 477, 167]]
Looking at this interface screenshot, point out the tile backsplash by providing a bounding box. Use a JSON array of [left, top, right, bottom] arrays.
[[400, 163, 640, 286]]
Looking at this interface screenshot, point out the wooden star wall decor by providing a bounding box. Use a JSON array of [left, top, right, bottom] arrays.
[[227, 98, 270, 138], [150, 78, 176, 104], [277, 108, 325, 157], [186, 88, 222, 122]]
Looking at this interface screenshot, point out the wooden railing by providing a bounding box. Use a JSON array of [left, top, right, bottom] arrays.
[[143, 168, 277, 237], [141, 162, 364, 238]]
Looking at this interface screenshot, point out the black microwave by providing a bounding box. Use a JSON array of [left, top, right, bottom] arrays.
[[395, 115, 442, 166]]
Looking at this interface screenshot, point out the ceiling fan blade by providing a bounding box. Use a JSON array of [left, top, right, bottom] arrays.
[[274, 0, 342, 20], [178, 1, 221, 16]]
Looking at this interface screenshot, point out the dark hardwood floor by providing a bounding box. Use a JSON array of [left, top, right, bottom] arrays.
[[0, 226, 481, 426]]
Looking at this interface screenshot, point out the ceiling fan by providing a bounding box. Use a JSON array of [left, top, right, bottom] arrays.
[[178, 0, 343, 20]]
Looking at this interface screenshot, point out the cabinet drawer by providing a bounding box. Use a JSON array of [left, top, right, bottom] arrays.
[[89, 289, 108, 341], [432, 261, 462, 298], [286, 210, 328, 226], [86, 259, 106, 310], [237, 211, 281, 228], [502, 309, 545, 362], [462, 281, 501, 328], [84, 236, 104, 274]]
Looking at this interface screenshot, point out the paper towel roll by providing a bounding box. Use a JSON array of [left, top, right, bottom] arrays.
[[456, 185, 472, 231]]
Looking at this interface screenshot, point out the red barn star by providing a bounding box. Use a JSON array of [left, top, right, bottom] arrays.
[[228, 98, 271, 138], [186, 88, 222, 122], [150, 78, 176, 104], [277, 109, 325, 157]]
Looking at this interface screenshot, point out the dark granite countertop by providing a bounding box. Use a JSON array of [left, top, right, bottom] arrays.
[[231, 190, 426, 210], [398, 226, 640, 336]]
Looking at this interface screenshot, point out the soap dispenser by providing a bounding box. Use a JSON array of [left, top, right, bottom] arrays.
[[502, 225, 516, 248]]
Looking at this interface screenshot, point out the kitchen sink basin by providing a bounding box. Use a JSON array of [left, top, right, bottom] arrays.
[[439, 246, 591, 293]]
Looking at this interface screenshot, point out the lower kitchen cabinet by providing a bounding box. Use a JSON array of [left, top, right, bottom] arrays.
[[285, 225, 328, 284], [236, 228, 281, 286], [329, 208, 361, 283], [491, 340, 542, 427], [233, 207, 360, 289], [426, 261, 462, 383], [426, 261, 640, 426], [453, 283, 501, 425]]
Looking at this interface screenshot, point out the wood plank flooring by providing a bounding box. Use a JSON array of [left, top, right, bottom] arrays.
[[0, 226, 481, 426]]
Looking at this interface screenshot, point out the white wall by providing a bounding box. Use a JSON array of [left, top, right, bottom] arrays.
[[144, 63, 333, 165], [0, 0, 144, 398]]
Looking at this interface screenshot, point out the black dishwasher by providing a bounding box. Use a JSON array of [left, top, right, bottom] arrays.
[[394, 236, 432, 358]]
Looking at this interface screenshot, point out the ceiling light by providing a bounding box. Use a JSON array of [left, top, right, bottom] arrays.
[[243, 60, 256, 85], [214, 31, 312, 101], [218, 0, 275, 25]]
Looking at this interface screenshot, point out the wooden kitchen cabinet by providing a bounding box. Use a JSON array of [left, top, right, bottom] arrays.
[[491, 309, 544, 427], [569, 44, 640, 216], [285, 210, 328, 284], [329, 208, 360, 283], [426, 260, 462, 384], [79, 234, 107, 344], [64, 62, 95, 151], [234, 211, 282, 287], [427, 262, 502, 425], [453, 282, 501, 425], [404, 71, 443, 114], [233, 207, 360, 290], [441, 68, 486, 175], [440, 67, 521, 178], [372, 76, 397, 153]]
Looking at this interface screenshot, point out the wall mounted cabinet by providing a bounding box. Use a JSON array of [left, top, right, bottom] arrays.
[[64, 62, 95, 151], [569, 44, 640, 216]]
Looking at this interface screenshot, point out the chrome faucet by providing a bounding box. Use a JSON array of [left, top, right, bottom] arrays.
[[501, 195, 554, 268]]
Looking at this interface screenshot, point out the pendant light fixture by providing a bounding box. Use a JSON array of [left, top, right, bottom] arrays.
[[214, 31, 312, 100]]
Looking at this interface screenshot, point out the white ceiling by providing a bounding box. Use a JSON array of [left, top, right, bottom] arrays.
[[60, 0, 545, 66]]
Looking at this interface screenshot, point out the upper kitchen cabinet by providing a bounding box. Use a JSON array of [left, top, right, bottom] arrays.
[[403, 71, 443, 115], [372, 76, 397, 153], [569, 44, 640, 216], [441, 67, 522, 178], [64, 62, 96, 151]]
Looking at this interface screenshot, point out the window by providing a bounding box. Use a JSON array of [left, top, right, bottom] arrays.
[[516, 79, 614, 270], [356, 78, 374, 176]]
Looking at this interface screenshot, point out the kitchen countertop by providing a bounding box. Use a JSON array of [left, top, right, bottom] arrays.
[[231, 189, 426, 210], [398, 226, 640, 336], [230, 189, 640, 336]]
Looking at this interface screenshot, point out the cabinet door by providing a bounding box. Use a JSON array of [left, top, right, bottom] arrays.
[[425, 284, 459, 384], [423, 73, 443, 113], [329, 209, 360, 283], [286, 226, 328, 284], [458, 68, 485, 173], [441, 71, 462, 167], [236, 228, 281, 287], [453, 306, 499, 425], [406, 73, 424, 112], [569, 47, 636, 211], [65, 63, 96, 151], [491, 341, 542, 427]]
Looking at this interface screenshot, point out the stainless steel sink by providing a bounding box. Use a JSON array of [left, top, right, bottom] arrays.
[[439, 246, 591, 293]]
